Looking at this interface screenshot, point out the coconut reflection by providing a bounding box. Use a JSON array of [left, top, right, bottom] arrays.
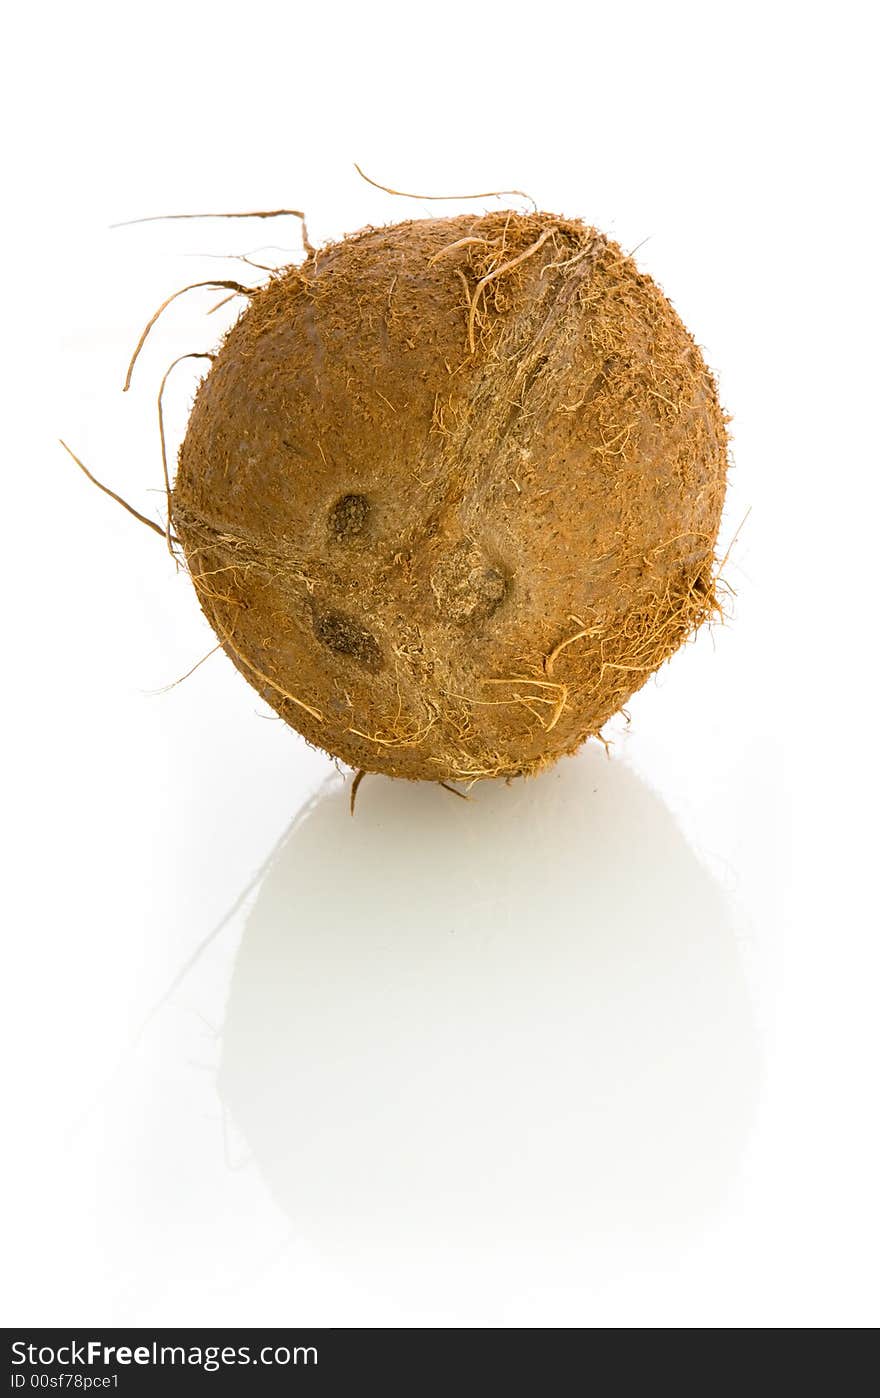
[[219, 749, 760, 1251]]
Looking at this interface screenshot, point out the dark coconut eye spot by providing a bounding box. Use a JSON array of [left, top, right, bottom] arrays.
[[314, 610, 382, 671], [329, 492, 370, 541]]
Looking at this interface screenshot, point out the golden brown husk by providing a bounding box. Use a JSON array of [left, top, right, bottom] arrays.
[[174, 212, 728, 781]]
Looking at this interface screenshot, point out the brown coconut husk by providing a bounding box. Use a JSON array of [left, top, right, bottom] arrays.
[[168, 210, 729, 782], [72, 205, 727, 784]]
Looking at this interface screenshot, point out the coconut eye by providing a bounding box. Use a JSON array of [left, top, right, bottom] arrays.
[[430, 539, 508, 625], [329, 492, 369, 541], [314, 609, 382, 671]]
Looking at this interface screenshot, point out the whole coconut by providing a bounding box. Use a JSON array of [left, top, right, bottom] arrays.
[[173, 212, 728, 781]]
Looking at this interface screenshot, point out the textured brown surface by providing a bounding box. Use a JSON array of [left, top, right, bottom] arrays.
[[174, 212, 728, 781]]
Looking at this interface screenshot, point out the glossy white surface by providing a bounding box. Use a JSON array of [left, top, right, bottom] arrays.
[[3, 0, 877, 1327]]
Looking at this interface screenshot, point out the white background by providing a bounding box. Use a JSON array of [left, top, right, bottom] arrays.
[[2, 1, 877, 1327]]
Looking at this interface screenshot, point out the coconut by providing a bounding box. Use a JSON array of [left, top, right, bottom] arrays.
[[173, 212, 728, 782]]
